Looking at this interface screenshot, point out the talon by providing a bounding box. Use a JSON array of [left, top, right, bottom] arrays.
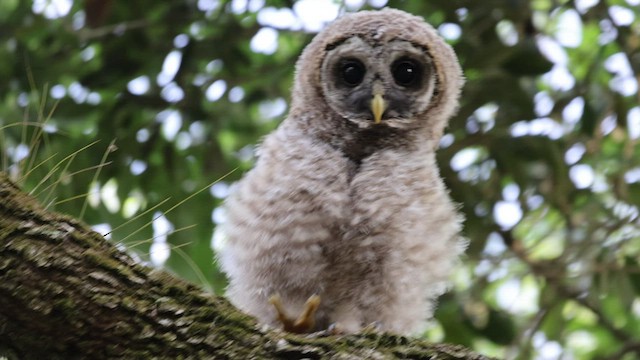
[[269, 294, 321, 333], [268, 294, 291, 329]]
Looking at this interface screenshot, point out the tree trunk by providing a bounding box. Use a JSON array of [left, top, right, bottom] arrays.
[[0, 172, 491, 359]]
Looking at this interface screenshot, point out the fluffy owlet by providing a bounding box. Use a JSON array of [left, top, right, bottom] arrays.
[[219, 8, 466, 335]]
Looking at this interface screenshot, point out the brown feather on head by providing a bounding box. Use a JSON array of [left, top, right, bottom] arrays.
[[291, 8, 463, 142]]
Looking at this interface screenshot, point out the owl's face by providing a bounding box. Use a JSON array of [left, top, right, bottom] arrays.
[[320, 36, 437, 129]]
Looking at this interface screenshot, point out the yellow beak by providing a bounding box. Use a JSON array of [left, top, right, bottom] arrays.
[[371, 94, 387, 124]]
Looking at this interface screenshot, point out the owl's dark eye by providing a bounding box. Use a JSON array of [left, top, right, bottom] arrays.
[[340, 59, 366, 87], [392, 58, 421, 87]]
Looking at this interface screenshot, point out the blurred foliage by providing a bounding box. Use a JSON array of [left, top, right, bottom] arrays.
[[1, 0, 640, 358]]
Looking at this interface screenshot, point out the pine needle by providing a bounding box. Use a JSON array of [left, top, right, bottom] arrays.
[[117, 167, 237, 243], [80, 139, 117, 219], [28, 140, 100, 195]]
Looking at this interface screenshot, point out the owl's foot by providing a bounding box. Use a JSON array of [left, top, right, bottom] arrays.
[[268, 294, 321, 333]]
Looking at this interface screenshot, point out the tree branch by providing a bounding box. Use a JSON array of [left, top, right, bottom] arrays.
[[0, 172, 491, 359]]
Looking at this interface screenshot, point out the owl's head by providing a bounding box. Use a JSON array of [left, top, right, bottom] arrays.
[[292, 9, 463, 140]]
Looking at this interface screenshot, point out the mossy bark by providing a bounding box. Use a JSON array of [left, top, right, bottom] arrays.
[[0, 173, 493, 359]]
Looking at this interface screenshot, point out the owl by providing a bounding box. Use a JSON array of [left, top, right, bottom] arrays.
[[218, 8, 466, 335]]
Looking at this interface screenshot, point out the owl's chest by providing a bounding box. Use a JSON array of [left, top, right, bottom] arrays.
[[307, 156, 432, 237], [272, 132, 433, 237]]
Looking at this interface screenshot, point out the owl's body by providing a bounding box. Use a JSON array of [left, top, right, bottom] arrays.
[[219, 9, 466, 335]]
